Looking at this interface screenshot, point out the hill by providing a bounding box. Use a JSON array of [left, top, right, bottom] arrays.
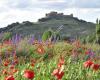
[[0, 11, 95, 38]]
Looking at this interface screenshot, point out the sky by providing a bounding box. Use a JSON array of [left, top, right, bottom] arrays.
[[0, 0, 100, 28]]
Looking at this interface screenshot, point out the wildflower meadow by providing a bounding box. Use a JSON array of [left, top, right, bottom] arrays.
[[0, 33, 100, 80]]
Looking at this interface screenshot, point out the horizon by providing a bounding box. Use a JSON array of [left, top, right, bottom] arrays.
[[0, 0, 100, 28]]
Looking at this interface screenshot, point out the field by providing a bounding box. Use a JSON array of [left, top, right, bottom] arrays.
[[0, 36, 100, 80]]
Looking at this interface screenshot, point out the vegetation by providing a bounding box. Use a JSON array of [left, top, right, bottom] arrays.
[[0, 12, 99, 80], [0, 33, 100, 80], [0, 12, 95, 38], [42, 29, 53, 41], [96, 19, 100, 44], [2, 32, 12, 41]]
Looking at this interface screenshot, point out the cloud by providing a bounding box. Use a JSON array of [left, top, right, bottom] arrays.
[[74, 0, 100, 8], [0, 0, 100, 28], [0, 0, 100, 11], [64, 8, 100, 22], [0, 0, 100, 9], [0, 8, 55, 27], [4, 0, 68, 10]]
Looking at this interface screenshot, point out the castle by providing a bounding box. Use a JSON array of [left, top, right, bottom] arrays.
[[45, 11, 73, 18], [38, 11, 73, 22]]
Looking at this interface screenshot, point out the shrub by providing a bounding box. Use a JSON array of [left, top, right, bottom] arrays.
[[96, 19, 100, 44], [42, 29, 53, 41], [86, 34, 95, 43], [2, 32, 12, 41]]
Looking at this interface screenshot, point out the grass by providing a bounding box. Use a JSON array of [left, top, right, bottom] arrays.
[[0, 39, 100, 80]]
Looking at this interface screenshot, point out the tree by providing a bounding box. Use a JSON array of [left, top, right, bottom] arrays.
[[42, 29, 53, 41], [54, 32, 60, 41], [96, 18, 100, 44], [2, 32, 12, 41]]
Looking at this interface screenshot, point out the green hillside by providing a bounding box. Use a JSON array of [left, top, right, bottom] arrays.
[[0, 11, 95, 38]]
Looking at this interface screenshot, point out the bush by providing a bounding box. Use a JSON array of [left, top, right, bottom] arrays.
[[86, 34, 95, 43], [2, 32, 12, 41], [96, 19, 100, 44], [53, 42, 73, 56], [42, 29, 53, 41]]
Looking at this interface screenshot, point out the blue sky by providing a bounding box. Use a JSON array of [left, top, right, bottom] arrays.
[[0, 0, 100, 28]]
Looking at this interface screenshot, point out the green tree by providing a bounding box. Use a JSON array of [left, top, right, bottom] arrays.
[[54, 32, 60, 41], [96, 19, 100, 44], [2, 32, 12, 41], [42, 29, 53, 41], [86, 34, 95, 43]]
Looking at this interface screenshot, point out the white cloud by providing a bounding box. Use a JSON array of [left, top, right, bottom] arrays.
[[64, 8, 100, 23], [0, 8, 55, 27], [0, 0, 100, 28], [37, 0, 66, 3]]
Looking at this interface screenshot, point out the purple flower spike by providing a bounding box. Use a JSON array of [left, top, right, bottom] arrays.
[[88, 49, 95, 58], [38, 35, 42, 44], [11, 34, 21, 44], [28, 35, 34, 44]]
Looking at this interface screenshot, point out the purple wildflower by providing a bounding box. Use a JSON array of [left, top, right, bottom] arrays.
[[28, 35, 34, 44]]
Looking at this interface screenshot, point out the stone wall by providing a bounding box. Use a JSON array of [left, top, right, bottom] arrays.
[[45, 11, 73, 18]]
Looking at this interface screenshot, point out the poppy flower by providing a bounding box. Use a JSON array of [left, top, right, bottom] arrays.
[[37, 45, 45, 54], [30, 58, 36, 67], [2, 69, 8, 75], [5, 75, 15, 80], [30, 63, 35, 67], [3, 59, 10, 67], [83, 60, 93, 68], [91, 64, 100, 71], [52, 68, 64, 80], [10, 65, 15, 69], [58, 56, 64, 68], [12, 69, 18, 73], [13, 59, 18, 65], [23, 70, 34, 79], [52, 68, 59, 76]]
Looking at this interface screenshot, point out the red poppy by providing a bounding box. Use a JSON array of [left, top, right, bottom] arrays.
[[37, 45, 45, 54], [2, 69, 8, 75], [3, 60, 10, 67], [91, 64, 100, 71], [52, 69, 58, 76], [30, 58, 36, 67], [52, 69, 64, 80], [23, 70, 34, 79], [5, 75, 15, 80], [58, 63, 62, 68], [13, 59, 18, 65], [58, 56, 64, 68], [10, 65, 15, 69], [83, 60, 93, 68], [12, 69, 18, 73], [30, 63, 35, 67]]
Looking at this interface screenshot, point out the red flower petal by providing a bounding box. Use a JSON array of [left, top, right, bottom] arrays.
[[91, 64, 100, 71], [5, 75, 15, 80], [23, 70, 34, 79], [83, 60, 93, 68]]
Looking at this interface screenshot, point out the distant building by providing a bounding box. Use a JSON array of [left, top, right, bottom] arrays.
[[46, 11, 64, 18], [46, 11, 73, 18], [38, 11, 73, 22]]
